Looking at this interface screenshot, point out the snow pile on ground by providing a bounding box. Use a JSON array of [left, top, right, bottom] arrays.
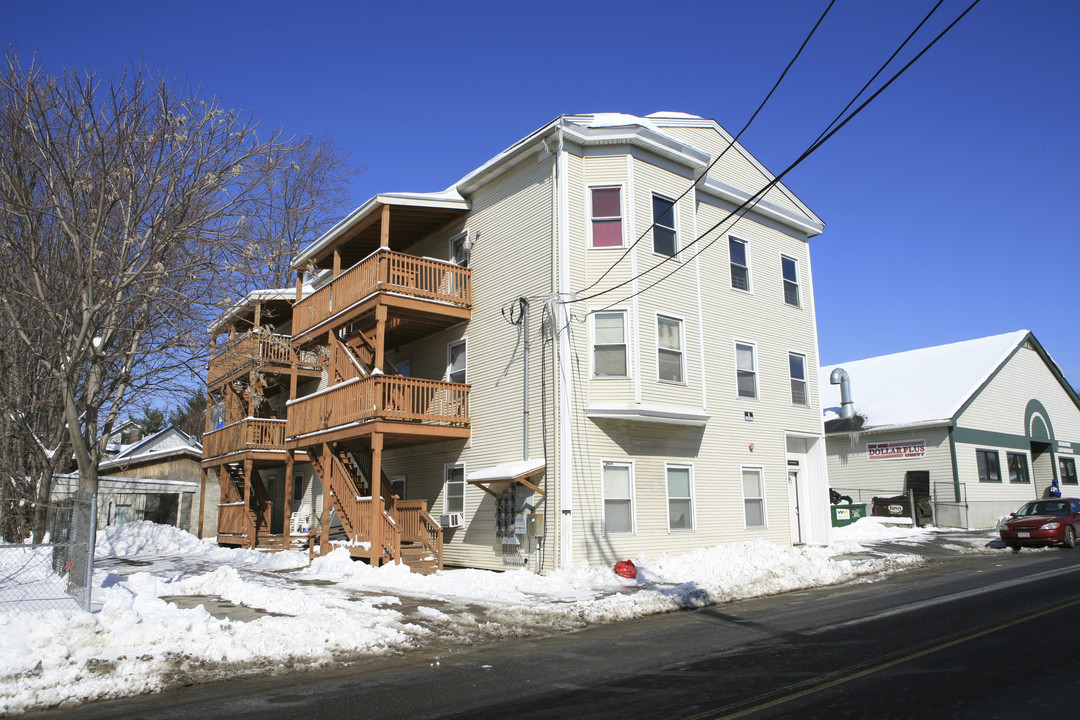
[[831, 516, 932, 543], [0, 520, 973, 714]]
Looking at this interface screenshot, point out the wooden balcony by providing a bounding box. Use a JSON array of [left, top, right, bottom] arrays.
[[292, 249, 471, 340], [286, 375, 469, 447], [202, 418, 289, 462], [208, 333, 312, 388]]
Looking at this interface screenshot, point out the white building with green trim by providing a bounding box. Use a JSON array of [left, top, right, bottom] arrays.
[[819, 331, 1080, 529]]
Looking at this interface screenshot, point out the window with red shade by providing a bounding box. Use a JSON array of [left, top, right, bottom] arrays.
[[590, 187, 623, 248]]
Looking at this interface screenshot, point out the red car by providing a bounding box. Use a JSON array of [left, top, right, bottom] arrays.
[[999, 498, 1080, 551]]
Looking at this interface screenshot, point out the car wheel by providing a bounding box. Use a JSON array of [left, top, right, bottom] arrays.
[[1064, 527, 1076, 549], [1007, 543, 1021, 553]]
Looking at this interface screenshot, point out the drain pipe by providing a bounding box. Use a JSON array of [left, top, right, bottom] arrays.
[[830, 368, 855, 419], [521, 297, 530, 461]]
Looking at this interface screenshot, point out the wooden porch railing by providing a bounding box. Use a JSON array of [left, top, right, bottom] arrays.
[[395, 500, 443, 570], [217, 503, 247, 536], [292, 249, 472, 337], [208, 333, 295, 386], [203, 418, 288, 460], [286, 376, 468, 439]]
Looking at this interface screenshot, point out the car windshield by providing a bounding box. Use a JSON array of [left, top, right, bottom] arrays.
[[1017, 501, 1070, 516]]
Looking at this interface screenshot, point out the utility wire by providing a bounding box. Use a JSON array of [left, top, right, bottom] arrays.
[[568, 0, 980, 310], [580, 0, 837, 296]]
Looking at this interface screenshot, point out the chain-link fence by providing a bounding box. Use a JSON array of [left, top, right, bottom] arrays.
[[0, 491, 96, 613]]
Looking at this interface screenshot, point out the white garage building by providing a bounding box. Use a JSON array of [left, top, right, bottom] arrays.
[[820, 330, 1080, 529]]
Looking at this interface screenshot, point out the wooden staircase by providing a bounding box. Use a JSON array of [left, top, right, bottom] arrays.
[[305, 443, 443, 573], [222, 462, 272, 542]]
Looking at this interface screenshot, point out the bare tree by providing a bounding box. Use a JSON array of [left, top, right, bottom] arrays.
[[0, 49, 287, 517], [241, 134, 362, 290], [0, 318, 70, 542]]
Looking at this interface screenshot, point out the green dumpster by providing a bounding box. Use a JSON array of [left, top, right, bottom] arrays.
[[830, 503, 867, 527]]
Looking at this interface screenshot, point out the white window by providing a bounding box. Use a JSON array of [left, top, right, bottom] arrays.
[[652, 194, 677, 257], [742, 467, 765, 528], [450, 232, 469, 267], [789, 352, 808, 406], [781, 255, 800, 306], [444, 464, 465, 514], [448, 340, 467, 384], [390, 474, 407, 499], [730, 237, 750, 291], [590, 187, 623, 248], [735, 342, 758, 399], [292, 472, 304, 503], [593, 311, 628, 378], [667, 465, 694, 531], [657, 315, 684, 384], [603, 461, 634, 533]]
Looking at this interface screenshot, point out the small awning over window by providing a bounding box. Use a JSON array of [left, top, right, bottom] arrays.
[[467, 458, 546, 497]]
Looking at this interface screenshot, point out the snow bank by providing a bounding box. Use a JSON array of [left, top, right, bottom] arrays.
[[0, 521, 968, 714]]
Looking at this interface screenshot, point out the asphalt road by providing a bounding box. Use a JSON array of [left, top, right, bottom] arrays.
[[25, 546, 1080, 720]]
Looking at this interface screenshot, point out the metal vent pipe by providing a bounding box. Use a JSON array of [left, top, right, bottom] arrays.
[[829, 367, 855, 419]]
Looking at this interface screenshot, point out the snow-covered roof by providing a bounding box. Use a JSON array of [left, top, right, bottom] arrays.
[[100, 425, 202, 470], [209, 286, 310, 335], [466, 458, 546, 483], [819, 330, 1031, 431]]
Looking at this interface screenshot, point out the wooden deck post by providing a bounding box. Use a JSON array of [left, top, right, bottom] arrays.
[[374, 305, 387, 375], [370, 433, 384, 565], [197, 468, 207, 539], [380, 205, 390, 248], [283, 451, 294, 549], [243, 458, 253, 549], [320, 447, 331, 555]]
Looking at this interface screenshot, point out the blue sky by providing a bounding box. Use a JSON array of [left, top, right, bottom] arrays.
[[9, 1, 1080, 384]]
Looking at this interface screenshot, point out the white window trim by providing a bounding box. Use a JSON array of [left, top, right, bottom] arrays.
[[591, 309, 630, 379], [666, 463, 695, 532], [450, 230, 470, 267], [734, 340, 759, 400], [601, 460, 635, 535], [588, 185, 626, 249], [781, 254, 800, 307], [656, 312, 687, 386], [729, 236, 752, 293], [741, 466, 767, 529], [443, 462, 465, 516], [651, 192, 679, 259], [788, 350, 809, 407], [447, 338, 467, 384]]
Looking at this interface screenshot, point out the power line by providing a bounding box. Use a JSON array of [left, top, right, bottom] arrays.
[[568, 0, 981, 311], [580, 0, 837, 296]]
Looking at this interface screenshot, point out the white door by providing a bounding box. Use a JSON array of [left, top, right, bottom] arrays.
[[787, 470, 803, 544]]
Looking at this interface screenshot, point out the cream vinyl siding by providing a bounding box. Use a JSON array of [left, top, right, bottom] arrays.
[[954, 441, 1040, 527], [659, 124, 812, 220], [383, 117, 826, 568], [566, 157, 821, 560], [959, 344, 1080, 444], [382, 152, 558, 571], [825, 427, 953, 500]]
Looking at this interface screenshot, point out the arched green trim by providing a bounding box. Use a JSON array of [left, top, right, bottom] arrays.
[[1025, 399, 1055, 442]]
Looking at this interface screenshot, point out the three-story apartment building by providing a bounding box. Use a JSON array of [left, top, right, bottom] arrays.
[[203, 112, 831, 572]]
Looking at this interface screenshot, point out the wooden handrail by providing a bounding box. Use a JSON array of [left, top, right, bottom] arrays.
[[208, 333, 295, 386], [217, 504, 247, 536], [292, 250, 471, 337], [203, 418, 287, 459], [396, 500, 443, 570], [286, 376, 468, 439]]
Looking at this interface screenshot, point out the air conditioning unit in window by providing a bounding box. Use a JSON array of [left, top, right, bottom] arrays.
[[439, 512, 463, 528]]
